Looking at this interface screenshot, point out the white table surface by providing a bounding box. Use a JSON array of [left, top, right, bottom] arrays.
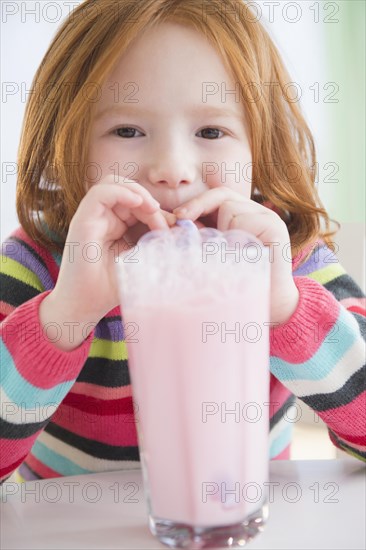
[[1, 458, 365, 550]]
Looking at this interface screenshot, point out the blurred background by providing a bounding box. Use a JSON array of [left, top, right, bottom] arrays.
[[1, 0, 365, 460]]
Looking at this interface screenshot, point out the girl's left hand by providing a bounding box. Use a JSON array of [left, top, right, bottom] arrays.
[[173, 187, 300, 326]]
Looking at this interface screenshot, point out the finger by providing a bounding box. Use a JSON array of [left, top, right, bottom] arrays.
[[112, 205, 176, 235], [141, 209, 170, 230], [217, 201, 249, 232], [90, 182, 147, 212], [173, 187, 246, 220], [216, 200, 268, 232], [112, 205, 139, 228], [218, 202, 286, 243], [161, 210, 177, 226], [100, 176, 160, 213]]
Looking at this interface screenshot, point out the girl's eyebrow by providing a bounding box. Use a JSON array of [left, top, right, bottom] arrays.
[[95, 104, 241, 120]]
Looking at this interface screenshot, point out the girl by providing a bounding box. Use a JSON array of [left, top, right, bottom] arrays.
[[1, 0, 365, 485]]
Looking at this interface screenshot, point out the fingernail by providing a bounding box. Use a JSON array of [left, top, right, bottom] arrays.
[[174, 207, 188, 216]]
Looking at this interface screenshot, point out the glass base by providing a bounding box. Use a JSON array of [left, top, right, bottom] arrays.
[[149, 502, 268, 548]]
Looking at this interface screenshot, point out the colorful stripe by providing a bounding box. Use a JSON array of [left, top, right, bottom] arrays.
[[0, 225, 365, 484], [270, 306, 363, 383], [1, 340, 76, 408]]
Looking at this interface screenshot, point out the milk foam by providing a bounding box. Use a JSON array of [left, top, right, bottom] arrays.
[[116, 224, 269, 308]]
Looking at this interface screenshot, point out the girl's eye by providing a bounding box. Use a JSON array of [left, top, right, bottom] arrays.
[[111, 127, 225, 139], [197, 127, 224, 140], [112, 127, 144, 138]]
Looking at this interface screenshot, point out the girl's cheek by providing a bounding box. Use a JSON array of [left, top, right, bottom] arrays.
[[206, 177, 226, 189]]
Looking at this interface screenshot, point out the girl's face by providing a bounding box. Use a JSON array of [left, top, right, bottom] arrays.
[[88, 21, 252, 229]]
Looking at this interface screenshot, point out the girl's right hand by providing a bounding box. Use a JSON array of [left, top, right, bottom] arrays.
[[43, 176, 176, 327]]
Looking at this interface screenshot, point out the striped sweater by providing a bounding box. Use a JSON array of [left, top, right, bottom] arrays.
[[1, 223, 365, 484]]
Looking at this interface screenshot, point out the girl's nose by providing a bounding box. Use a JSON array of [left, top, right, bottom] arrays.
[[150, 166, 192, 189], [147, 152, 194, 189], [158, 177, 190, 189]]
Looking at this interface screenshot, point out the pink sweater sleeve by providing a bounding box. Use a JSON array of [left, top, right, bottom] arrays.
[[1, 288, 95, 482], [269, 243, 366, 462]]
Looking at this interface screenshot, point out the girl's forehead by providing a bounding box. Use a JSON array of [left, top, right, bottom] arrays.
[[92, 22, 247, 126], [103, 21, 233, 85]]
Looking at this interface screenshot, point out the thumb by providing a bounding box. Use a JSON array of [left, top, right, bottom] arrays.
[[161, 210, 177, 226]]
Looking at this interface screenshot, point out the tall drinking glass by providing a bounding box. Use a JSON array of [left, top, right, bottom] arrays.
[[115, 222, 271, 548]]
